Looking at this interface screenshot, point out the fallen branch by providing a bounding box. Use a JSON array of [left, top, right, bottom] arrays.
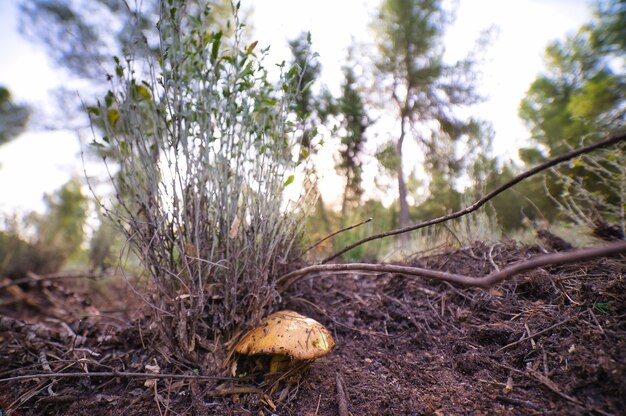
[[0, 371, 236, 383], [278, 240, 626, 291], [324, 132, 626, 262]]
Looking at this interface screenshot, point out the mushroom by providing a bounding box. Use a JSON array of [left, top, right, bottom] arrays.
[[233, 310, 335, 374]]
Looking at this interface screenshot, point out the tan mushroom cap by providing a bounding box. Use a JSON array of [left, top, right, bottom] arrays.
[[234, 310, 335, 360]]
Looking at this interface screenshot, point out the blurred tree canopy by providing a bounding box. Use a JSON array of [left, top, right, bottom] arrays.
[[288, 31, 322, 153], [19, 0, 236, 82], [0, 179, 88, 278], [334, 65, 371, 221], [18, 0, 237, 130], [0, 86, 30, 147], [318, 61, 371, 224], [371, 0, 486, 229], [518, 0, 625, 227], [519, 0, 624, 156]]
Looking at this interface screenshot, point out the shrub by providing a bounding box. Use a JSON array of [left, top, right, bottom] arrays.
[[88, 1, 316, 360]]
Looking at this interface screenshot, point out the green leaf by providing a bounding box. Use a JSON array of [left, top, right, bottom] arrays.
[[246, 40, 258, 55], [283, 175, 295, 187], [104, 91, 114, 107], [211, 31, 223, 64], [107, 109, 119, 128], [134, 84, 152, 100], [86, 106, 100, 116]]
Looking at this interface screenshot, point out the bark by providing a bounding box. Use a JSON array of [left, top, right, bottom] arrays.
[[340, 170, 352, 227], [397, 116, 410, 231]]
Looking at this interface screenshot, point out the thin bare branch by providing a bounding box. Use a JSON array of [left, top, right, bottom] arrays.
[[278, 240, 626, 291], [323, 132, 626, 262], [299, 217, 372, 258], [336, 371, 350, 416]]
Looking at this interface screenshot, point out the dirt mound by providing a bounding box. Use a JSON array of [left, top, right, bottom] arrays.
[[1, 241, 624, 415]]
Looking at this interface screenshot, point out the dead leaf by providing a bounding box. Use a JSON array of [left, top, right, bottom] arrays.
[[229, 215, 240, 239]]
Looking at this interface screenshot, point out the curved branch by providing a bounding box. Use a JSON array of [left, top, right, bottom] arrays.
[[323, 131, 626, 263], [278, 240, 626, 291]]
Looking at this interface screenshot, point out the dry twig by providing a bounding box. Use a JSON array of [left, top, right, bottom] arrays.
[[497, 318, 574, 352], [335, 372, 350, 416], [0, 371, 236, 383]]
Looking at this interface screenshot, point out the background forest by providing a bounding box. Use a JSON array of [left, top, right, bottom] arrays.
[[1, 0, 623, 271]]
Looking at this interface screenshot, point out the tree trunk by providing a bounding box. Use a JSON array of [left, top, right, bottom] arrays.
[[340, 171, 352, 228], [397, 117, 410, 230]]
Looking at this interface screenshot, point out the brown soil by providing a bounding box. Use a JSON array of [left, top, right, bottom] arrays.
[[1, 240, 625, 415]]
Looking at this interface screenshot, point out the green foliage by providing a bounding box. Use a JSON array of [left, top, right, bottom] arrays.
[[590, 0, 626, 55], [19, 0, 239, 134], [549, 143, 626, 236], [19, 0, 237, 82], [304, 199, 397, 262], [519, 0, 625, 155], [0, 179, 88, 278], [37, 179, 87, 255], [518, 0, 625, 229], [287, 31, 322, 158], [375, 141, 401, 174], [288, 32, 321, 121], [466, 157, 558, 232], [372, 0, 486, 227], [0, 86, 30, 147], [518, 31, 622, 157], [411, 171, 461, 219]]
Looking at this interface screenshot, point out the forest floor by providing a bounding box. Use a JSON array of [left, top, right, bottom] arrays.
[[0, 239, 624, 415]]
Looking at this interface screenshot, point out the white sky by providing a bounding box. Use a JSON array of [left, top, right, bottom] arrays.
[[0, 0, 593, 213]]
